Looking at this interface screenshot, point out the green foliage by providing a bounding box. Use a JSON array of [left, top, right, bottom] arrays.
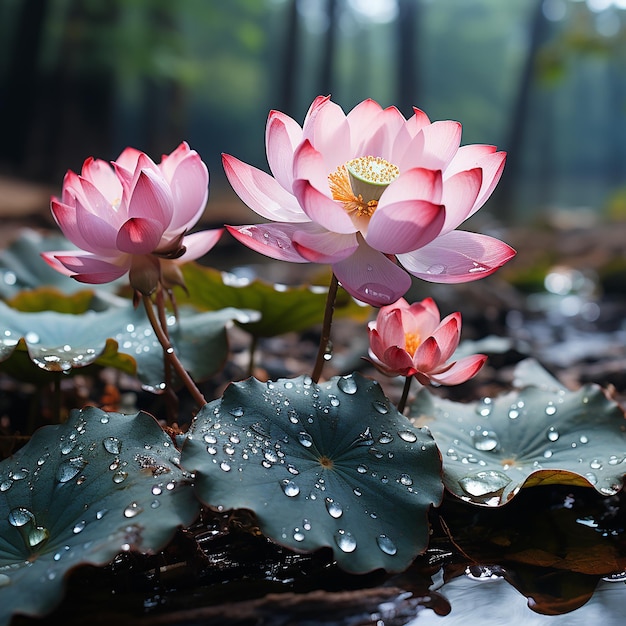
[[410, 359, 626, 507], [0, 406, 199, 626], [183, 373, 443, 574], [0, 298, 255, 387], [174, 261, 371, 338]]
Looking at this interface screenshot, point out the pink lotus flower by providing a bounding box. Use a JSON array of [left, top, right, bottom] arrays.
[[366, 297, 487, 386], [42, 142, 223, 295], [223, 96, 515, 307]]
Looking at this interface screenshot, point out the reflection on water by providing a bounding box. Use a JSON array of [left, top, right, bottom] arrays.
[[409, 576, 626, 625]]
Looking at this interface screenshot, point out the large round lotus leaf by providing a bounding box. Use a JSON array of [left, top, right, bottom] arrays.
[[0, 300, 256, 387], [410, 359, 626, 507], [172, 261, 370, 337], [0, 406, 199, 626], [182, 373, 443, 574]]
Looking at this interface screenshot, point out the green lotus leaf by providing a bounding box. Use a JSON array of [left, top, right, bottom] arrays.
[[172, 261, 370, 337], [0, 229, 121, 299], [0, 406, 200, 626], [0, 300, 257, 387], [182, 372, 443, 574], [409, 359, 626, 507]]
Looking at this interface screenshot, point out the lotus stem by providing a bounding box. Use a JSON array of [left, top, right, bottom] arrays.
[[311, 273, 339, 384], [142, 294, 207, 411], [155, 288, 180, 422], [398, 376, 413, 414]]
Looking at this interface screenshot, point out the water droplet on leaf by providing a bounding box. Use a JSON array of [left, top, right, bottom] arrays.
[[325, 497, 343, 518], [334, 530, 357, 553], [337, 375, 358, 394], [376, 534, 397, 555], [459, 470, 511, 500], [280, 479, 300, 497]]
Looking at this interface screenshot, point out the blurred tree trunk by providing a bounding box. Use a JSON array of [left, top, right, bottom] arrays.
[[495, 0, 551, 219], [29, 0, 118, 181], [278, 0, 300, 117], [0, 0, 49, 173], [141, 5, 187, 156], [319, 0, 338, 96], [606, 57, 626, 188], [396, 0, 420, 117]]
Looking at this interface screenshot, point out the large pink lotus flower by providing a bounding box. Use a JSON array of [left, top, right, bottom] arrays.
[[223, 96, 515, 307], [366, 297, 487, 386], [42, 142, 223, 295]]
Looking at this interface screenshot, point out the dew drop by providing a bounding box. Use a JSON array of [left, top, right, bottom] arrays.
[[298, 432, 313, 448], [220, 461, 231, 472], [547, 427, 559, 442], [397, 430, 417, 443], [56, 457, 87, 483], [73, 520, 86, 534], [579, 435, 589, 444], [334, 530, 357, 553], [476, 397, 493, 417], [11, 469, 28, 481], [102, 437, 122, 454], [590, 459, 603, 470], [293, 529, 305, 542], [372, 401, 388, 414], [356, 464, 368, 474], [378, 431, 393, 444], [229, 406, 244, 418], [337, 376, 358, 395], [399, 473, 413, 486], [458, 470, 511, 499], [24, 331, 40, 344], [376, 534, 397, 555], [8, 507, 33, 527], [545, 403, 557, 416], [112, 471, 128, 484], [426, 263, 446, 275], [124, 502, 143, 518], [280, 479, 300, 497], [358, 283, 395, 303], [28, 526, 49, 548], [472, 430, 499, 452], [264, 449, 278, 463], [325, 497, 343, 518]]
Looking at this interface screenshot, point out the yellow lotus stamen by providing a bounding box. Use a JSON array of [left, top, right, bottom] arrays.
[[329, 156, 399, 219], [328, 166, 377, 217], [404, 331, 421, 357]]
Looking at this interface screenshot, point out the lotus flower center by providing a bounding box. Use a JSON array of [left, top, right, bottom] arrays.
[[404, 332, 421, 357], [328, 156, 399, 219]]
